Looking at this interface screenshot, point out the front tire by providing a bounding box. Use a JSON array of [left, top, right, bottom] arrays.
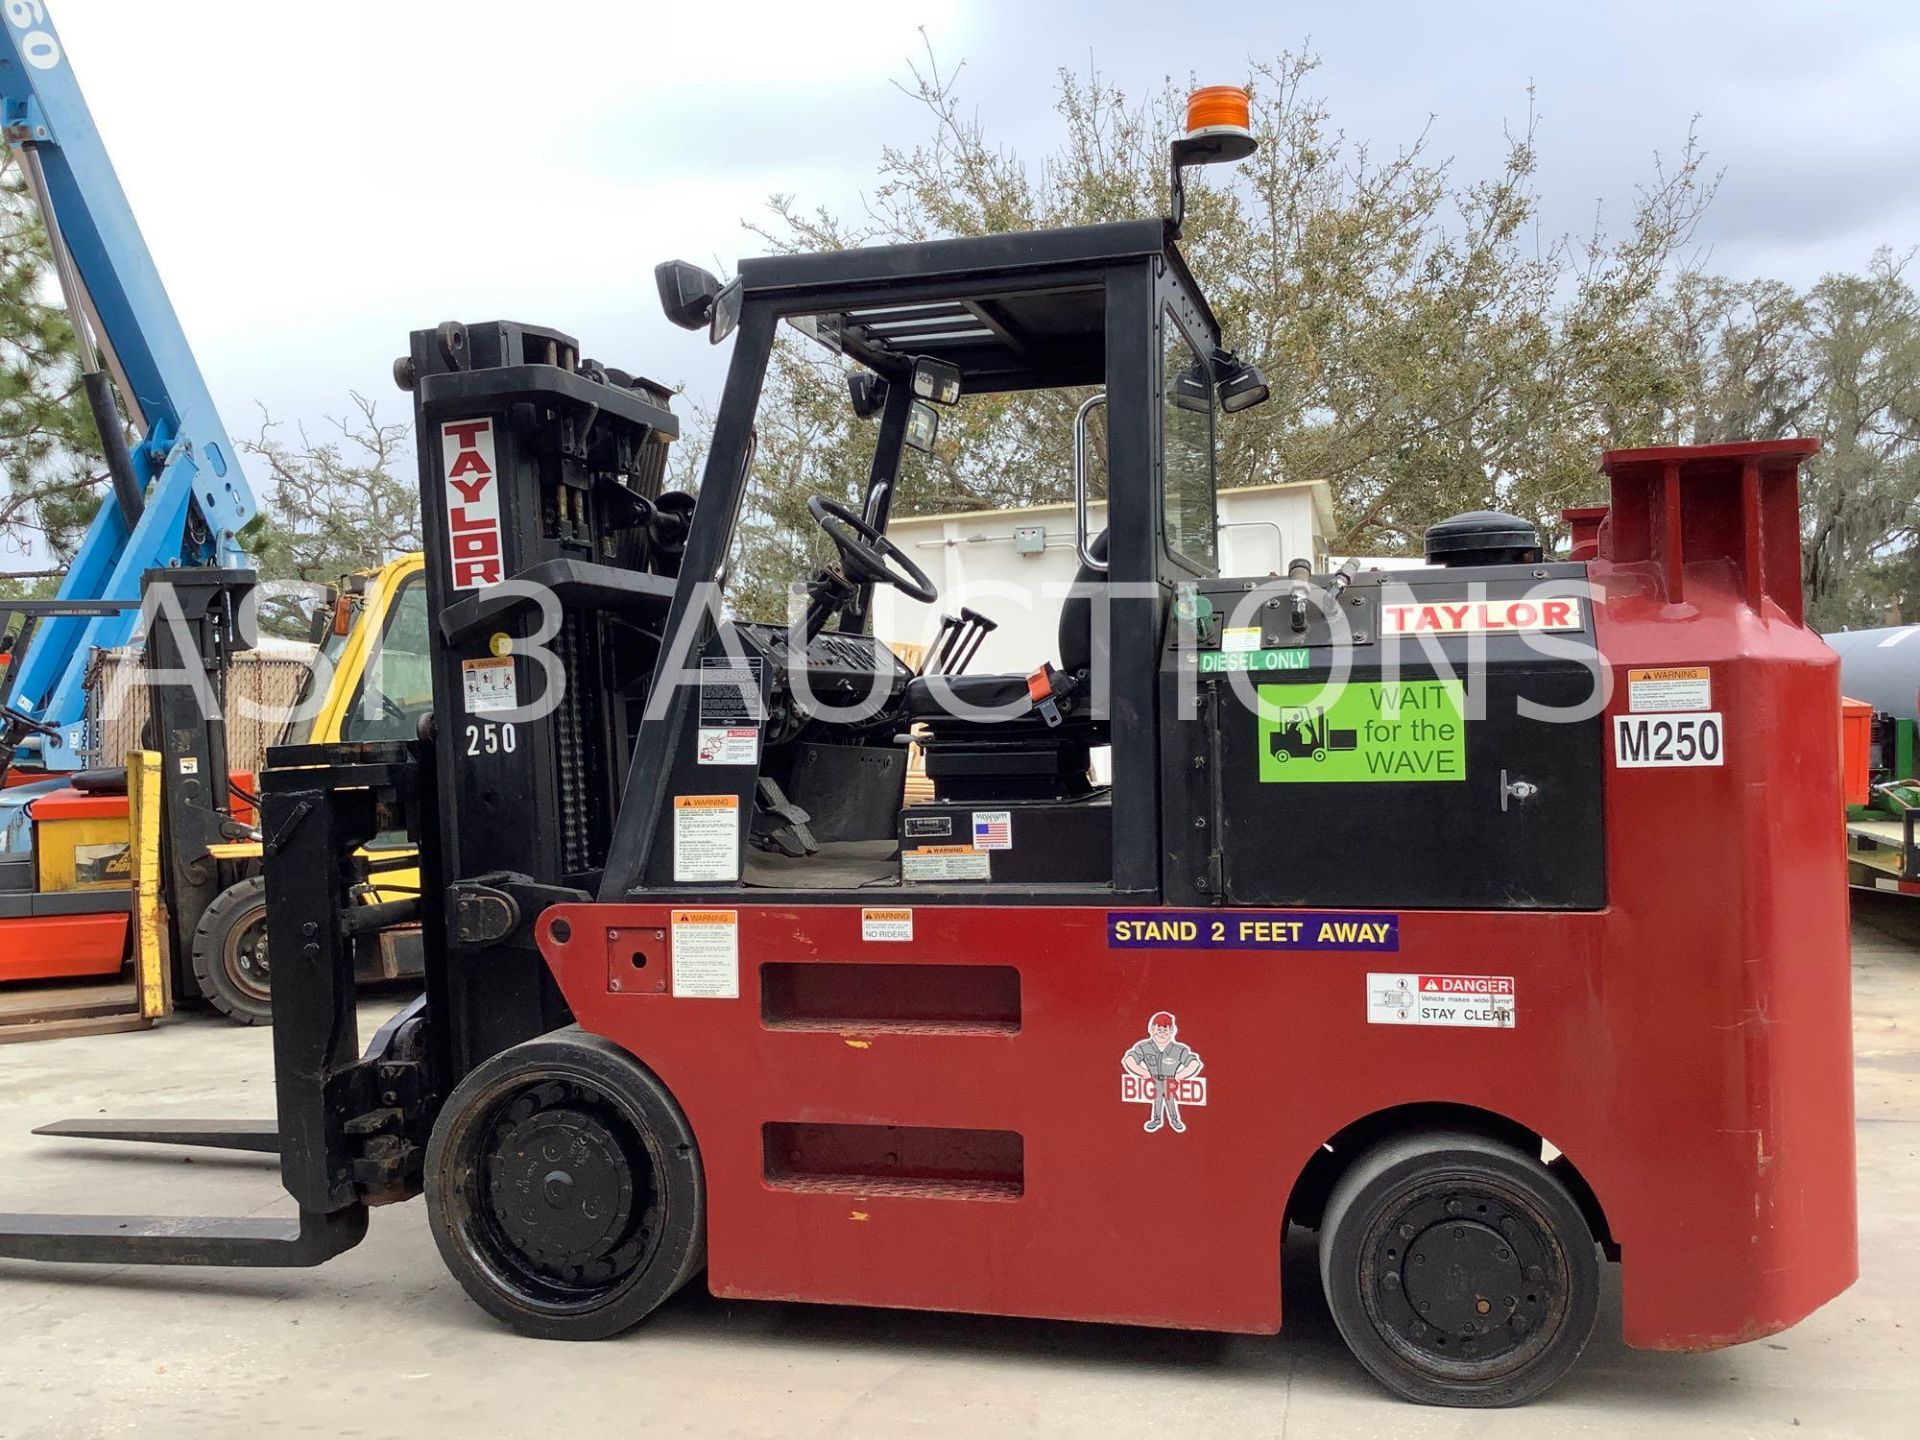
[[190, 876, 273, 1025], [1318, 1129, 1598, 1407], [424, 1028, 706, 1340]]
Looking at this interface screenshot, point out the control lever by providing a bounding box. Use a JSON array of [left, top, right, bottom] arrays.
[[1325, 558, 1361, 605], [1287, 558, 1313, 633], [947, 607, 997, 675], [924, 607, 997, 677]]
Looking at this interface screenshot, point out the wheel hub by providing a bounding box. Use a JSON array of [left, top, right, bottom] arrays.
[[1368, 1187, 1557, 1364], [1401, 1219, 1521, 1336], [487, 1105, 636, 1271]]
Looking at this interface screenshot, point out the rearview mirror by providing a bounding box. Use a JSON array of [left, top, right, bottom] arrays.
[[1214, 349, 1271, 414], [905, 401, 940, 453], [911, 356, 962, 406], [848, 372, 889, 419], [656, 260, 725, 332], [708, 278, 744, 345]]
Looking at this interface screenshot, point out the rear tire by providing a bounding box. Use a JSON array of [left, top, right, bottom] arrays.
[[190, 876, 273, 1026], [1317, 1129, 1598, 1407], [425, 1028, 706, 1340]]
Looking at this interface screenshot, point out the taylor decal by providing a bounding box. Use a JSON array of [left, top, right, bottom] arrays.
[[1120, 1012, 1207, 1134]]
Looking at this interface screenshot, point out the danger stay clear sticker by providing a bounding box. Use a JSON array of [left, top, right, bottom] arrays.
[[1367, 972, 1516, 1028]]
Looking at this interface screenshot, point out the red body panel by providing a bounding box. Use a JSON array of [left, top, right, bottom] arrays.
[[534, 439, 1854, 1351], [0, 913, 128, 980]]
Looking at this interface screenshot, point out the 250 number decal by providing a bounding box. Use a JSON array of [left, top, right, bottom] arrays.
[[1613, 712, 1724, 768], [465, 721, 517, 756], [5, 1, 61, 70]]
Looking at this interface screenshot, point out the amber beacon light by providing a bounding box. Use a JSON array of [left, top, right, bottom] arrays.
[[1185, 85, 1254, 147], [1168, 83, 1257, 234]]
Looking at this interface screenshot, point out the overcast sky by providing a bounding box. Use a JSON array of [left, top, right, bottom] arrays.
[[9, 0, 1919, 570]]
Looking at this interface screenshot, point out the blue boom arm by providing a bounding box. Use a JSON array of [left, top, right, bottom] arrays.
[[2, 2, 254, 768]]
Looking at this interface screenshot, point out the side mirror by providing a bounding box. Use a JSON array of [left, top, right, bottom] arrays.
[[1214, 350, 1271, 414], [656, 260, 725, 332], [1171, 365, 1213, 414], [905, 401, 941, 454], [708, 277, 744, 345], [848, 372, 889, 419], [911, 356, 962, 406]]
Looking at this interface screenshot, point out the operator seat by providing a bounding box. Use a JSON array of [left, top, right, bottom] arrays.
[[901, 530, 1108, 720], [900, 532, 1108, 803]]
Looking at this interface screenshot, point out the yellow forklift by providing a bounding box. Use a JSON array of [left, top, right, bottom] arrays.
[[0, 555, 429, 1037]]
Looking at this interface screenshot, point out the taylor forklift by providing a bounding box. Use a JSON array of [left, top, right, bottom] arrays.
[[0, 86, 1854, 1409]]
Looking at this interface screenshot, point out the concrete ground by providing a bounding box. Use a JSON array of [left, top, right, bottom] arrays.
[[1, 903, 1915, 1440]]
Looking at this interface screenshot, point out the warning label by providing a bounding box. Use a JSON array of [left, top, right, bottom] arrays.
[[1221, 626, 1262, 653], [671, 909, 739, 998], [1627, 666, 1711, 713], [696, 726, 760, 766], [672, 795, 740, 883], [902, 845, 991, 882], [462, 656, 518, 714], [861, 908, 914, 942], [1257, 680, 1465, 783], [699, 655, 764, 724], [1367, 972, 1516, 1028]]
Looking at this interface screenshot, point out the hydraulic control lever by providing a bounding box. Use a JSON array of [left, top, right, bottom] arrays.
[[1287, 558, 1313, 633]]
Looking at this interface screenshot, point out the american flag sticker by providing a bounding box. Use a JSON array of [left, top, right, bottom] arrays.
[[971, 810, 1012, 850]]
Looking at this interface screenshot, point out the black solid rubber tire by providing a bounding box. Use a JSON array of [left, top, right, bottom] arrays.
[[1317, 1129, 1599, 1407], [189, 876, 273, 1026], [424, 1028, 707, 1341]]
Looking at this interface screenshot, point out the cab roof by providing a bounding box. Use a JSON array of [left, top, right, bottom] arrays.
[[737, 218, 1214, 394]]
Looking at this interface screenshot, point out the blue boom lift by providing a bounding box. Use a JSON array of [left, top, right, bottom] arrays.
[[3, 0, 254, 771]]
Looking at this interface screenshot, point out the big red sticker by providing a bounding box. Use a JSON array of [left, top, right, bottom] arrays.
[[1381, 598, 1581, 635], [442, 418, 504, 590]]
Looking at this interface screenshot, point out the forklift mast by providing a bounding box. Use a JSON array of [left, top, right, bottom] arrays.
[[394, 322, 682, 1070], [2, 4, 255, 768]]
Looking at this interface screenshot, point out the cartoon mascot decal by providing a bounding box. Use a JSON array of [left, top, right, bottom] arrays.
[[1121, 1011, 1206, 1134]]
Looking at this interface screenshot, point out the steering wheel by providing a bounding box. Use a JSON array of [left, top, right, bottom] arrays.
[[808, 496, 939, 604], [1, 701, 61, 739]]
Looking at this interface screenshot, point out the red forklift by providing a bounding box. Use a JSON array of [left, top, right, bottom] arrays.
[[0, 89, 1854, 1408]]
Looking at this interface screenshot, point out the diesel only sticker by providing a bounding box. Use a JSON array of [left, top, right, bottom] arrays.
[[1613, 712, 1724, 767], [1368, 973, 1516, 1028], [1198, 646, 1310, 674], [1109, 911, 1399, 951], [1257, 680, 1465, 783]]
